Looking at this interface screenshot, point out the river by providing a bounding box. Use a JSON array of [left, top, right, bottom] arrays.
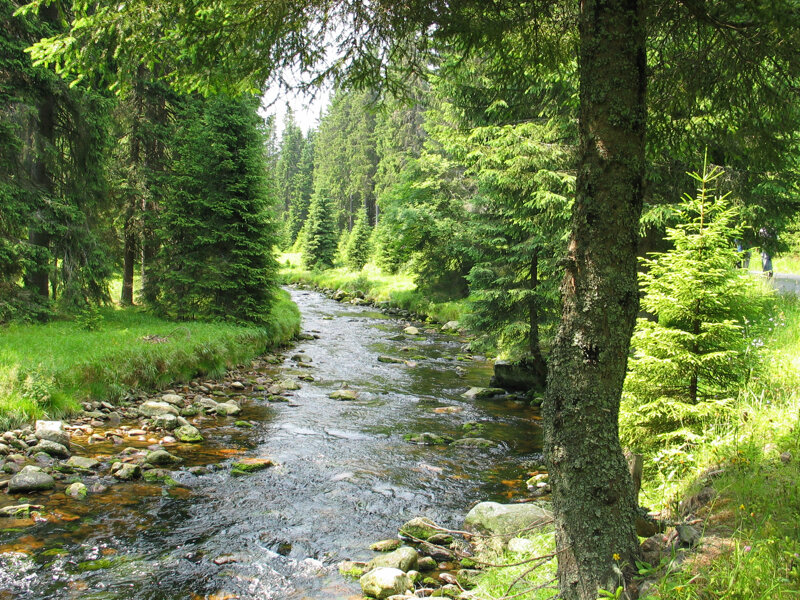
[[0, 287, 543, 599]]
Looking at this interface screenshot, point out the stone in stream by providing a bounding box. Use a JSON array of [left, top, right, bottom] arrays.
[[151, 414, 179, 430], [144, 449, 182, 467], [66, 481, 88, 499], [7, 465, 55, 493], [377, 356, 405, 364], [111, 462, 141, 481], [35, 420, 69, 448], [66, 456, 101, 471], [451, 437, 497, 448], [366, 546, 419, 572], [398, 517, 439, 541], [463, 501, 552, 540], [231, 457, 274, 476], [174, 424, 204, 443], [229, 381, 246, 390], [161, 394, 184, 406], [403, 326, 419, 335], [370, 539, 402, 552], [441, 320, 460, 332], [359, 567, 412, 599], [139, 401, 179, 417], [32, 439, 71, 458], [403, 432, 453, 446], [0, 503, 43, 517], [416, 556, 437, 571], [215, 401, 241, 416], [329, 389, 358, 401], [196, 397, 219, 410], [461, 387, 506, 400]]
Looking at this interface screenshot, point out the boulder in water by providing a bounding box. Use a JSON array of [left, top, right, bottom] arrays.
[[464, 501, 552, 539], [359, 567, 412, 599], [35, 420, 69, 448], [366, 546, 418, 572], [8, 466, 55, 493]]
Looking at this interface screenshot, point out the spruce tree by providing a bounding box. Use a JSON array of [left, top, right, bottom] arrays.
[[302, 191, 338, 270], [345, 205, 372, 271], [149, 94, 278, 324], [623, 161, 770, 447]]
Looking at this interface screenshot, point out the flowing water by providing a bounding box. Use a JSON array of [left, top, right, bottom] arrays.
[[0, 288, 543, 599]]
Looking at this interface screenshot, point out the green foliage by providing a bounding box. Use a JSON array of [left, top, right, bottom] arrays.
[[0, 290, 299, 430], [345, 206, 372, 270], [623, 162, 773, 452], [147, 94, 279, 324], [302, 191, 338, 270]]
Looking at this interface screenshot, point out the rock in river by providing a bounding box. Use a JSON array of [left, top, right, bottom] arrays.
[[464, 502, 552, 539], [360, 567, 412, 599], [174, 424, 204, 443], [139, 401, 179, 417], [35, 420, 69, 448], [462, 387, 506, 400], [66, 456, 100, 471], [231, 457, 274, 476], [8, 465, 55, 493], [329, 389, 358, 400], [398, 516, 439, 541], [32, 439, 71, 458], [66, 481, 88, 499], [144, 449, 182, 467], [215, 401, 241, 416], [403, 326, 419, 335], [366, 546, 418, 572]]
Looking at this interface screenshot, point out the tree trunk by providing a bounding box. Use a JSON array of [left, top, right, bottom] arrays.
[[121, 223, 136, 305], [542, 2, 646, 599], [528, 249, 547, 381]]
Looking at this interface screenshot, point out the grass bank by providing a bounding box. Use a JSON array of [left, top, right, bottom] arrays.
[[0, 289, 299, 430], [279, 253, 467, 325]]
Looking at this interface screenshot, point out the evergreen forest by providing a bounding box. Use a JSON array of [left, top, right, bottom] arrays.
[[2, 2, 800, 600]]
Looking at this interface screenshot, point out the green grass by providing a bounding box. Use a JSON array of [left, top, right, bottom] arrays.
[[279, 254, 467, 324], [0, 290, 299, 430], [773, 253, 800, 276], [635, 295, 800, 598]]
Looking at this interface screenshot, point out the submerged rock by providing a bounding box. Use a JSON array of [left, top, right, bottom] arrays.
[[66, 481, 88, 499], [403, 432, 453, 446], [329, 389, 358, 400], [8, 465, 55, 493], [451, 437, 496, 448], [462, 387, 506, 400], [359, 567, 412, 599], [231, 457, 274, 476]]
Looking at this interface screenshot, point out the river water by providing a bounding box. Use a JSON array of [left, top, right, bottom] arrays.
[[0, 288, 543, 599]]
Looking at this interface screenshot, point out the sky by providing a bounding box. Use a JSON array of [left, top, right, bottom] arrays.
[[261, 85, 331, 137]]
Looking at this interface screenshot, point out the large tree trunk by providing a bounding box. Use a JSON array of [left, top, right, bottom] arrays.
[[542, 2, 646, 599]]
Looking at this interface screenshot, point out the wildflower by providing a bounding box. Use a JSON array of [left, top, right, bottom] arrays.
[[613, 553, 621, 561], [744, 545, 752, 552], [740, 504, 746, 510]]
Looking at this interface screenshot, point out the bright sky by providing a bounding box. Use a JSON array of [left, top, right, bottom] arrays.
[[261, 85, 331, 136]]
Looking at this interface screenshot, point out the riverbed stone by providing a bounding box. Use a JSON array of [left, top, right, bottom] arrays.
[[360, 567, 412, 599], [462, 387, 506, 400], [403, 432, 453, 446], [144, 449, 182, 467], [174, 424, 204, 443], [417, 556, 437, 571], [464, 502, 552, 540], [8, 465, 55, 493], [32, 439, 71, 458], [370, 539, 402, 552], [139, 401, 179, 417], [197, 397, 219, 410], [399, 517, 439, 541], [441, 321, 460, 332], [35, 420, 69, 448], [231, 457, 274, 476], [215, 401, 241, 416], [403, 326, 419, 335], [66, 456, 100, 471], [66, 481, 88, 499], [0, 503, 43, 517], [451, 437, 496, 448], [367, 546, 419, 572], [378, 355, 405, 364], [112, 462, 141, 480], [151, 414, 179, 430], [329, 389, 358, 400], [161, 393, 184, 406]]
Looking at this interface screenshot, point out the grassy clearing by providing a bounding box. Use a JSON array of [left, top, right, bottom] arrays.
[[773, 253, 800, 275], [634, 294, 800, 598], [279, 253, 467, 324], [463, 530, 557, 600], [0, 290, 299, 430]]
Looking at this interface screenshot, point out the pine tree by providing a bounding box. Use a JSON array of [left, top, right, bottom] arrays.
[[302, 191, 338, 270], [148, 94, 278, 324], [622, 161, 771, 447], [345, 205, 372, 270]]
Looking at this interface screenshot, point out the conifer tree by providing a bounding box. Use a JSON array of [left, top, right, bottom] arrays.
[[623, 161, 770, 447], [345, 205, 372, 270], [148, 94, 278, 324], [302, 191, 338, 270]]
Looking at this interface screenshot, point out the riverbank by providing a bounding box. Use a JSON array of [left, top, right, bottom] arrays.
[[0, 290, 300, 430], [280, 254, 466, 325]]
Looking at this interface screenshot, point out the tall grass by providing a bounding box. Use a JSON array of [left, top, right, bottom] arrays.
[[280, 256, 467, 324], [0, 290, 299, 430]]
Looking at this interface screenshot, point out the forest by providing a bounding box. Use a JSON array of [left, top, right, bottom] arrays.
[[2, 1, 800, 600]]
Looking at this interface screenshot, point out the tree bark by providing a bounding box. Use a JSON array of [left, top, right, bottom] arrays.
[[542, 2, 646, 599]]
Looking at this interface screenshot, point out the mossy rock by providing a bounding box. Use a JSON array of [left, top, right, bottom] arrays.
[[338, 560, 366, 579], [234, 421, 254, 428], [231, 458, 274, 476], [403, 432, 453, 446], [399, 516, 439, 541], [40, 548, 69, 557], [142, 470, 179, 487]]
